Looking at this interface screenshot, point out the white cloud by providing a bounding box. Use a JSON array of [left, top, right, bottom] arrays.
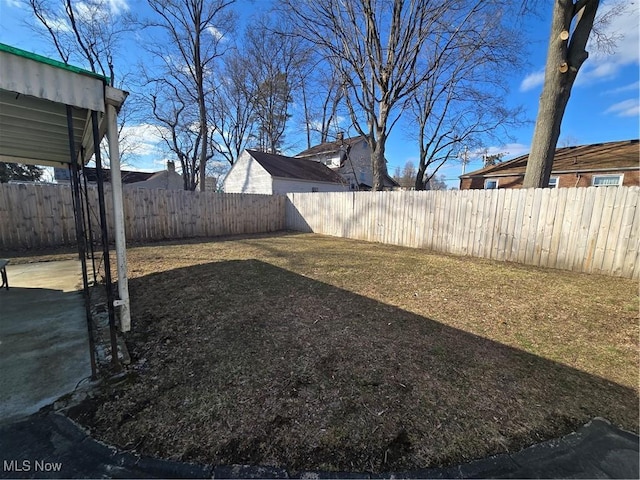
[[36, 0, 129, 36], [107, 0, 129, 15], [80, 0, 129, 17], [2, 0, 22, 7], [206, 25, 224, 40], [603, 81, 640, 94], [119, 123, 169, 157], [306, 116, 348, 135], [604, 98, 640, 117], [40, 14, 72, 32], [74, 0, 128, 22], [519, 70, 545, 92]]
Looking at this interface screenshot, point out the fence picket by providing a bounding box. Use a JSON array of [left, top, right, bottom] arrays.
[[1, 184, 636, 278]]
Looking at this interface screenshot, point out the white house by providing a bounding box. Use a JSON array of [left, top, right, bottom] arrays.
[[222, 149, 348, 194], [295, 134, 399, 190]]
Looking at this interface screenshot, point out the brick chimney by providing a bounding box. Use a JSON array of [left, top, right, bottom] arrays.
[[167, 160, 175, 173]]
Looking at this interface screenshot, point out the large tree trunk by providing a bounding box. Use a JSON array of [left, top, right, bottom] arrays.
[[523, 0, 599, 188], [371, 130, 388, 190], [199, 102, 208, 191], [415, 160, 427, 190], [196, 38, 208, 192]]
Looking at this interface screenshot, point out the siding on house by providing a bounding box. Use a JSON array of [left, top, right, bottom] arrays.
[[295, 136, 399, 189], [460, 169, 640, 190], [272, 177, 347, 194], [222, 151, 273, 194], [337, 139, 373, 188], [460, 139, 640, 189], [222, 150, 346, 194]]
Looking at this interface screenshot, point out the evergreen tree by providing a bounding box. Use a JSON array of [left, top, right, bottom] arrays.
[[0, 163, 43, 183]]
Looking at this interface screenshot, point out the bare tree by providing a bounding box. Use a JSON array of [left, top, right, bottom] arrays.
[[208, 50, 256, 166], [250, 72, 292, 154], [426, 174, 448, 191], [242, 17, 306, 154], [26, 0, 136, 166], [409, 2, 523, 190], [144, 0, 235, 190], [281, 0, 485, 190], [299, 61, 347, 148], [392, 160, 417, 189], [523, 0, 601, 187], [148, 82, 203, 190], [27, 0, 131, 81]]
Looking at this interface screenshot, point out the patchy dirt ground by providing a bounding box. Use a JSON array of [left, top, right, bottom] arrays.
[[62, 232, 637, 473]]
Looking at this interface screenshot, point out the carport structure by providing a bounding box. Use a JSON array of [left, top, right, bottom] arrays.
[[0, 43, 131, 375]]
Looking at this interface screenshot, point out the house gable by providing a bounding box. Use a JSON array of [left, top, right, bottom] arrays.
[[223, 150, 347, 194], [128, 170, 184, 190], [222, 151, 273, 194], [295, 136, 399, 189]]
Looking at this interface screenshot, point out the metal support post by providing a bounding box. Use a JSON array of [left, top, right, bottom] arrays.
[[66, 105, 97, 380], [91, 110, 121, 371]]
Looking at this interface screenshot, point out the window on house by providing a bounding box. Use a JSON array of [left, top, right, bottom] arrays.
[[311, 187, 319, 192], [592, 174, 623, 187], [548, 177, 559, 188], [484, 179, 498, 189]]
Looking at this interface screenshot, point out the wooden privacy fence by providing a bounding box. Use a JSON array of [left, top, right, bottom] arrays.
[[286, 187, 639, 279], [1, 183, 638, 278], [0, 183, 285, 249]]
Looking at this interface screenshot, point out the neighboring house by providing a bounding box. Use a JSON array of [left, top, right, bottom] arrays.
[[54, 160, 184, 190], [201, 176, 219, 192], [295, 134, 399, 190], [460, 139, 640, 189], [222, 149, 348, 194], [127, 161, 184, 190]]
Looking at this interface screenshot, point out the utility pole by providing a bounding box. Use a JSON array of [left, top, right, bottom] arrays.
[[461, 146, 469, 175]]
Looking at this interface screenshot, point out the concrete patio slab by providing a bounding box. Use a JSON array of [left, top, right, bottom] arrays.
[[0, 260, 91, 423]]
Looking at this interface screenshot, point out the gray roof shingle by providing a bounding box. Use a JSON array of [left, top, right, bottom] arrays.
[[247, 150, 344, 184], [295, 136, 366, 158], [461, 139, 639, 178]]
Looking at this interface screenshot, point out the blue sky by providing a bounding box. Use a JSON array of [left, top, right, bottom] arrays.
[[1, 0, 638, 187]]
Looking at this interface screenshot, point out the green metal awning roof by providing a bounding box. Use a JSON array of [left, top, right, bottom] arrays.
[[0, 43, 126, 168], [0, 43, 110, 84]]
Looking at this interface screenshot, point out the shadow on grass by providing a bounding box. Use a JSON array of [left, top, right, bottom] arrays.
[[73, 259, 639, 474]]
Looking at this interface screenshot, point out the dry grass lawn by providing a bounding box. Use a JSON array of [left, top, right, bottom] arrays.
[[46, 232, 638, 473]]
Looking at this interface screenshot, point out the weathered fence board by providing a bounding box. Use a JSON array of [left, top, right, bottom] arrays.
[[2, 183, 638, 279], [0, 183, 285, 249], [286, 187, 640, 279]]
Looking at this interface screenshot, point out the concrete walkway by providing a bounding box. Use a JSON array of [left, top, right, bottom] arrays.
[[0, 413, 637, 479], [0, 260, 91, 423]]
